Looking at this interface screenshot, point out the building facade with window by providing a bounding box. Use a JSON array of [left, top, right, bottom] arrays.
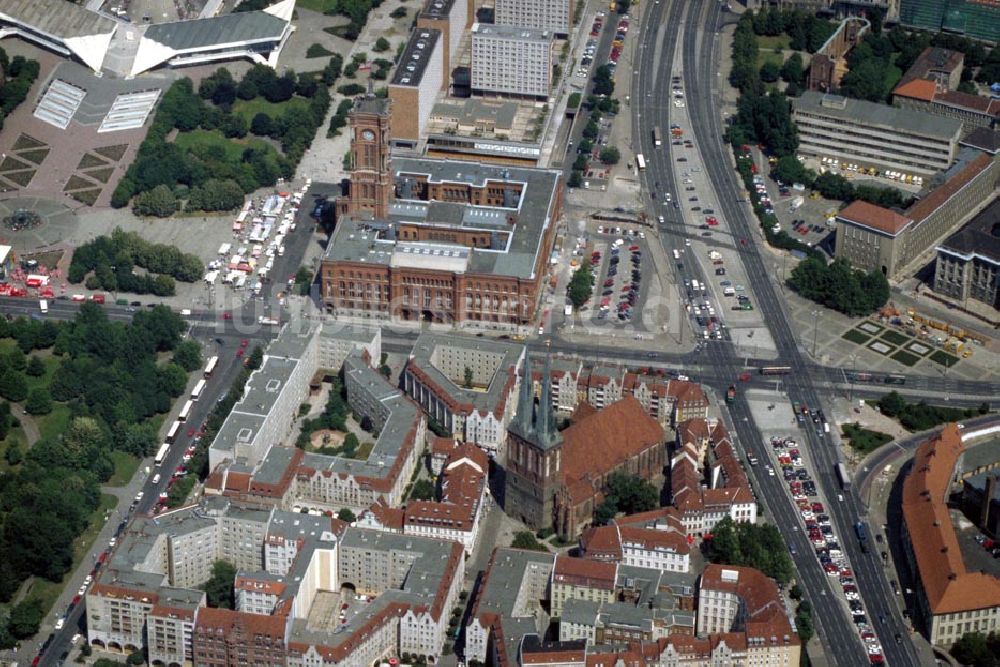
[[470, 22, 553, 99]]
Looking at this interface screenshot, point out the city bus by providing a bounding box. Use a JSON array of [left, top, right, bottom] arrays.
[[191, 379, 206, 401], [204, 355, 218, 378], [883, 373, 906, 385], [636, 154, 646, 170], [178, 400, 193, 422], [759, 366, 792, 375], [653, 126, 662, 148], [165, 420, 180, 444], [836, 462, 851, 490], [154, 443, 170, 466]]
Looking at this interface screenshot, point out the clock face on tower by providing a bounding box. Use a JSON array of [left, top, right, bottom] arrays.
[[361, 129, 375, 141]]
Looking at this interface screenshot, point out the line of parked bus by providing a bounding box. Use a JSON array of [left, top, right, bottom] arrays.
[[155, 355, 218, 465]]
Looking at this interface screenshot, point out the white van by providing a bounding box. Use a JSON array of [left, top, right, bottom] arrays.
[[39, 299, 48, 313], [152, 474, 161, 485], [723, 287, 735, 297]]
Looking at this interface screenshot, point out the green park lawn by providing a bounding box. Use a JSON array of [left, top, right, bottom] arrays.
[[757, 34, 792, 50], [929, 350, 960, 367], [172, 129, 274, 162], [107, 450, 141, 487], [231, 96, 311, 123], [842, 329, 871, 345], [890, 350, 920, 367], [756, 50, 785, 69], [880, 330, 910, 346], [295, 0, 340, 11]]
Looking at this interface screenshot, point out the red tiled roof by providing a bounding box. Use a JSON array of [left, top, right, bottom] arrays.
[[892, 78, 937, 102], [194, 606, 288, 638], [553, 554, 617, 589], [234, 576, 286, 597], [701, 564, 800, 646], [580, 525, 623, 560], [837, 200, 913, 237], [902, 424, 1000, 615], [935, 89, 1000, 116], [907, 152, 994, 224], [561, 397, 664, 491]]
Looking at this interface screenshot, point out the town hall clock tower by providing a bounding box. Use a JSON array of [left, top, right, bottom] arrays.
[[338, 88, 394, 220]]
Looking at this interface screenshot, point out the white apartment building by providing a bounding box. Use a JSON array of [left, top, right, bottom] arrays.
[[471, 23, 553, 99], [495, 0, 571, 35]]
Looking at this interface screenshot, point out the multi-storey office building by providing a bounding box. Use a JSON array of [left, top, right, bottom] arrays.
[[793, 91, 962, 177], [470, 23, 553, 99], [494, 0, 571, 36], [932, 196, 1000, 311]]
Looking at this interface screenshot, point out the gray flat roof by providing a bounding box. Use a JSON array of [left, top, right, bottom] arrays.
[[420, 0, 459, 19], [794, 91, 963, 142], [471, 22, 551, 42], [431, 98, 520, 130], [937, 197, 1000, 266], [325, 156, 561, 280], [408, 332, 524, 417], [0, 0, 116, 39], [391, 28, 440, 87], [143, 11, 287, 51]]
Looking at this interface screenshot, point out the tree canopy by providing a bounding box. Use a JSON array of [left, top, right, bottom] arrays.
[[201, 560, 237, 609], [951, 632, 1000, 667], [706, 517, 795, 585], [567, 259, 595, 308], [787, 257, 890, 316], [68, 228, 203, 296]]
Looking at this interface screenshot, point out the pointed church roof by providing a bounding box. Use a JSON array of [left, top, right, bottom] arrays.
[[509, 356, 562, 450]]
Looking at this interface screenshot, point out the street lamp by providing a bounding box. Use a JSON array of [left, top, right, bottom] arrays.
[[811, 309, 819, 359]]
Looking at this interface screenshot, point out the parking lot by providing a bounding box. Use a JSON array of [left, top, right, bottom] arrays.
[[588, 225, 649, 327], [746, 389, 889, 664]]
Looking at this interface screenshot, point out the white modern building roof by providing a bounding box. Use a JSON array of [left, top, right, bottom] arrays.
[[0, 0, 117, 72], [0, 0, 295, 77], [130, 0, 295, 76]]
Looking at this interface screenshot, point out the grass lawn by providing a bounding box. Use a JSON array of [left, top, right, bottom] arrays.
[[107, 450, 140, 487], [842, 423, 893, 454], [929, 350, 960, 367], [842, 329, 871, 345], [13, 493, 118, 619], [758, 35, 792, 50], [37, 404, 71, 442], [231, 96, 310, 123], [296, 0, 339, 11], [880, 330, 910, 346], [756, 51, 785, 69], [890, 350, 920, 367], [172, 129, 273, 162]]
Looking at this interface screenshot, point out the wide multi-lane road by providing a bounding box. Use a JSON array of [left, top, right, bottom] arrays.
[[630, 0, 922, 664]]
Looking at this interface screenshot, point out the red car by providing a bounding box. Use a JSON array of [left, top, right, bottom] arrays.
[[706, 216, 719, 226], [236, 348, 245, 358], [240, 339, 249, 348], [629, 245, 639, 251], [222, 313, 232, 320], [603, 278, 614, 287], [187, 428, 196, 438], [740, 238, 748, 246], [812, 502, 825, 513]]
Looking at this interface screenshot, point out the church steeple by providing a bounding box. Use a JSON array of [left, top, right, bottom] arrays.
[[509, 356, 562, 450], [536, 356, 557, 444]]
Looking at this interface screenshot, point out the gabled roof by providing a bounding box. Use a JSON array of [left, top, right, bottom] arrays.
[[893, 78, 937, 102], [837, 200, 913, 237], [902, 424, 1000, 615]]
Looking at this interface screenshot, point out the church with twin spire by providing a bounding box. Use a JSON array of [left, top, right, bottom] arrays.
[[503, 358, 668, 539]]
